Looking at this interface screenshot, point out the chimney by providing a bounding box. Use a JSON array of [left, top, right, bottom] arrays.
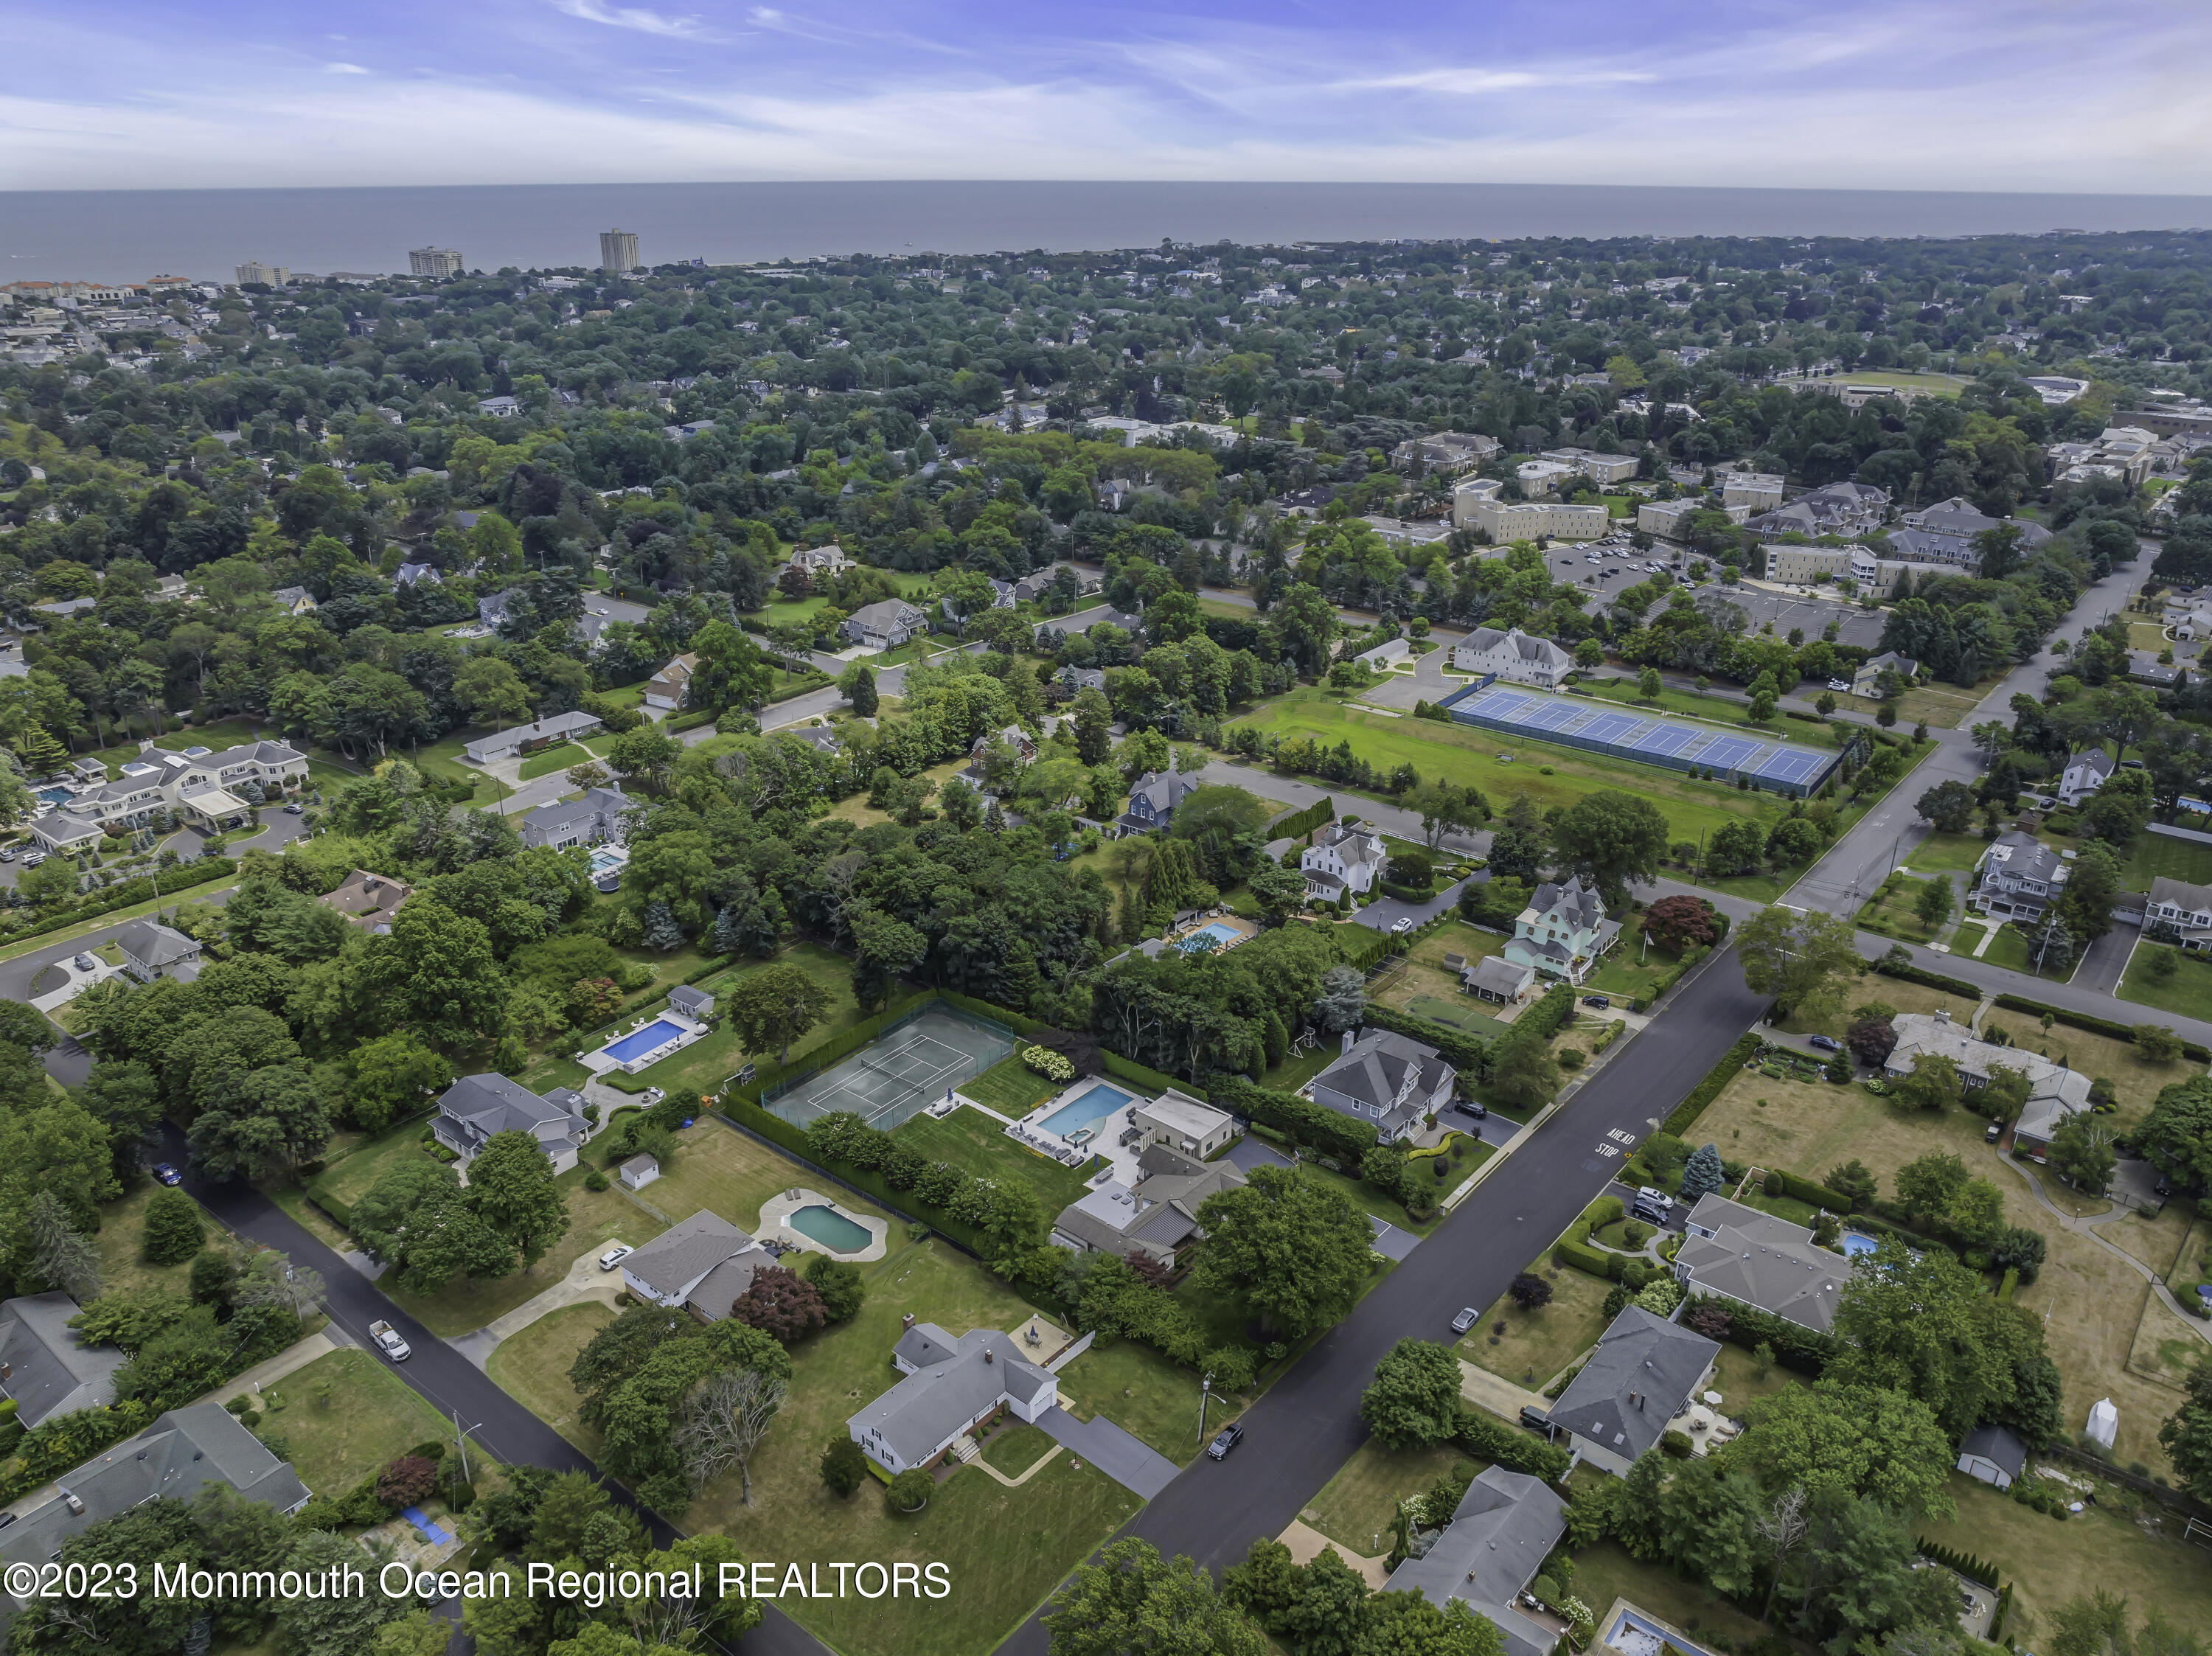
[[902, 1313, 915, 1332], [985, 1348, 995, 1365], [1935, 1009, 1950, 1023]]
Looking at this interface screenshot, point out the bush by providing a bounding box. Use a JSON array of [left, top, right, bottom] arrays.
[[1019, 1044, 1076, 1082], [1558, 1048, 1585, 1071], [821, 1436, 869, 1496], [583, 1169, 609, 1191], [376, 1455, 439, 1511], [1660, 1429, 1694, 1458], [140, 1189, 206, 1264], [888, 1468, 933, 1513]]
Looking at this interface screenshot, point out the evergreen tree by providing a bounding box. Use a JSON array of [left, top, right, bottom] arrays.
[[142, 1187, 206, 1264], [26, 1190, 101, 1300], [640, 900, 685, 952], [1680, 1141, 1726, 1204], [847, 666, 877, 717]]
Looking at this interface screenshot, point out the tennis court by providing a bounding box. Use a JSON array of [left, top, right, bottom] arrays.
[[763, 1006, 1015, 1133]]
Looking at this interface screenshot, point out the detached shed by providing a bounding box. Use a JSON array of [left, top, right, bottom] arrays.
[[618, 1154, 661, 1191], [668, 985, 714, 1023], [1955, 1424, 2027, 1491]]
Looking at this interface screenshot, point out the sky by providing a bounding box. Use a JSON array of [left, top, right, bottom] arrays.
[[7, 0, 2212, 194]]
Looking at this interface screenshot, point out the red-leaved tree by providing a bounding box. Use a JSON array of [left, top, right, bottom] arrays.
[[1643, 894, 1717, 953], [729, 1264, 827, 1346]]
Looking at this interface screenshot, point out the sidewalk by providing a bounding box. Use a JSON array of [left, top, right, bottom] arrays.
[[448, 1250, 631, 1369]]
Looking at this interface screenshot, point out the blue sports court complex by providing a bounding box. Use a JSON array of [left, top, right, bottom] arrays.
[[1436, 680, 1846, 798]]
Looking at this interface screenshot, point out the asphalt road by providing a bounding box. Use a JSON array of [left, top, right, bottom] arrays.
[[995, 940, 1768, 1653], [166, 1125, 833, 1656]]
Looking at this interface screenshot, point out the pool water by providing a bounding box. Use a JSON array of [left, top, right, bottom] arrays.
[[589, 846, 627, 873], [789, 1203, 871, 1252], [1840, 1232, 1878, 1257], [604, 1019, 682, 1063], [1178, 920, 1241, 953], [34, 787, 72, 805], [1040, 1082, 1136, 1140]]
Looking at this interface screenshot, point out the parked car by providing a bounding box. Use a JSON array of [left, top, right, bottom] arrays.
[[1451, 1097, 1487, 1120], [1519, 1405, 1553, 1433], [151, 1163, 183, 1186], [73, 953, 97, 973], [1582, 994, 1610, 1009], [21, 852, 44, 868], [283, 802, 305, 815], [1206, 1422, 1245, 1461], [0, 849, 14, 862], [369, 1320, 411, 1362], [1391, 916, 1414, 935], [1807, 1034, 1841, 1052], [1827, 678, 1852, 692], [597, 1242, 635, 1272], [1452, 1307, 1481, 1335], [1985, 1120, 2003, 1143], [1632, 1186, 1674, 1222]]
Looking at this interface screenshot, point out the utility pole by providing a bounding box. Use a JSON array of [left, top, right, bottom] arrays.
[[1196, 1372, 1214, 1447], [453, 1410, 484, 1483]]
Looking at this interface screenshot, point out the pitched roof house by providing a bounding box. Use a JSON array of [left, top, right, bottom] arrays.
[[1464, 954, 1536, 1006], [1451, 626, 1573, 688], [2056, 747, 2115, 807], [461, 709, 604, 765], [846, 1322, 1059, 1474], [433, 1074, 590, 1174], [1957, 1424, 2028, 1491], [114, 919, 202, 984], [1851, 650, 1919, 698], [269, 585, 318, 616], [316, 869, 413, 933], [1311, 1029, 1456, 1144], [1971, 832, 2069, 923], [1050, 1143, 1247, 1267], [1302, 821, 1388, 900], [518, 785, 629, 852], [843, 599, 928, 651], [2146, 876, 2212, 953], [0, 1293, 125, 1427], [1673, 1195, 1850, 1334], [1382, 1467, 1568, 1656], [1502, 877, 1620, 985], [618, 1211, 770, 1321], [1119, 762, 1201, 832], [1545, 1306, 1719, 1476], [1883, 1011, 2091, 1158], [641, 653, 698, 715]]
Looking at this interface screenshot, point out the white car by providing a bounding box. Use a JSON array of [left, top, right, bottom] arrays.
[[1827, 678, 1851, 692], [1391, 916, 1414, 935], [597, 1242, 635, 1272]]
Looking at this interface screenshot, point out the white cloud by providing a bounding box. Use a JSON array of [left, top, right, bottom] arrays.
[[548, 0, 712, 40], [323, 62, 369, 74]]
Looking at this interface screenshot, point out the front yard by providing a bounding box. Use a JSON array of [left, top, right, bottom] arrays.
[[2115, 938, 2212, 1022], [485, 1301, 616, 1455], [1052, 1335, 1217, 1465], [1302, 1436, 1471, 1556], [263, 1348, 458, 1497], [1458, 1256, 1615, 1390]]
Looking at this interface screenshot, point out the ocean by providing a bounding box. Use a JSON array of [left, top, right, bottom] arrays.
[[4, 181, 2211, 285]]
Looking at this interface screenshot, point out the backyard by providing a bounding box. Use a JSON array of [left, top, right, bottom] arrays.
[[614, 1115, 831, 1236], [95, 1183, 214, 1301], [1852, 872, 1955, 944], [625, 942, 861, 1096], [890, 1104, 1096, 1216], [260, 1348, 458, 1497], [957, 1054, 1062, 1118], [1458, 1256, 1614, 1390], [1368, 923, 1518, 1040]]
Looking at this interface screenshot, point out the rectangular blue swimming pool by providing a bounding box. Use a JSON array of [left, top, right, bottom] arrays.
[[604, 1019, 681, 1063], [1178, 919, 1242, 953], [1039, 1082, 1136, 1141]]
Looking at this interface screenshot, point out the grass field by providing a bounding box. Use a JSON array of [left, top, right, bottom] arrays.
[[266, 1348, 456, 1497], [977, 1421, 1055, 1477], [1821, 369, 1972, 397], [485, 1301, 616, 1454], [95, 1183, 209, 1301], [2110, 832, 2212, 890], [622, 1116, 841, 1235], [890, 1105, 1096, 1216], [1771, 971, 1981, 1041], [1854, 873, 1953, 944], [1458, 1256, 1614, 1389], [1894, 679, 1993, 730], [959, 1054, 1061, 1117], [1053, 1337, 1218, 1465], [516, 737, 615, 782], [306, 1125, 442, 1217], [1371, 925, 1518, 1037], [1902, 830, 1989, 874], [1570, 1538, 1775, 1652], [627, 942, 860, 1096], [2115, 939, 2212, 1021], [1585, 937, 1683, 1006], [1301, 1437, 1470, 1556]]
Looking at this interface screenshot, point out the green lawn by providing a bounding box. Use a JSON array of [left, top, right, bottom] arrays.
[[959, 1054, 1062, 1117], [1904, 831, 1990, 874], [1981, 920, 2076, 980], [1459, 1257, 1615, 1390], [1569, 1537, 1775, 1651], [306, 1125, 444, 1219], [2116, 939, 2212, 1020], [625, 942, 860, 1096], [977, 1421, 1055, 1478], [2115, 832, 2212, 890], [1302, 1437, 1472, 1556], [517, 740, 612, 782], [1575, 677, 1780, 733], [1585, 939, 1683, 1006], [1261, 1044, 1338, 1095], [485, 1301, 616, 1454], [1053, 1335, 1220, 1466], [262, 1348, 456, 1497], [95, 1183, 210, 1301], [1853, 873, 1952, 944], [891, 1105, 1097, 1215]]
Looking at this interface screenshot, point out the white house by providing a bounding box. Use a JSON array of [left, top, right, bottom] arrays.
[[1852, 651, 1918, 700], [2146, 876, 2212, 952], [641, 653, 697, 715], [1883, 1011, 2091, 1159], [1502, 877, 1620, 985], [1133, 1089, 1237, 1159], [1453, 478, 1606, 543], [30, 740, 310, 851], [1972, 832, 2069, 922], [432, 1074, 591, 1175], [2056, 747, 2115, 807], [1719, 471, 1787, 511], [1540, 447, 1640, 486], [1310, 1029, 1455, 1143], [1347, 636, 1408, 673], [619, 1211, 769, 1320], [462, 710, 604, 765], [1302, 821, 1388, 901], [114, 919, 202, 984], [846, 1320, 1058, 1474], [785, 544, 852, 580], [1451, 626, 1574, 688]]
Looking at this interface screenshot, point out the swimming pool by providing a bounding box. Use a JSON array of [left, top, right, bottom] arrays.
[[604, 1019, 683, 1064], [1178, 920, 1242, 953], [1840, 1231, 1879, 1257], [788, 1203, 872, 1253], [1039, 1082, 1137, 1140], [590, 846, 627, 874], [34, 787, 72, 805]]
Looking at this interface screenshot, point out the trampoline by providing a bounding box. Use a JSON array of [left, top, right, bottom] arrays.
[[765, 1007, 1015, 1133]]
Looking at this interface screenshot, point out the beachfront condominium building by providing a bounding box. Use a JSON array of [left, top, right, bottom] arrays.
[[409, 247, 465, 279], [600, 229, 641, 274], [234, 260, 288, 287]]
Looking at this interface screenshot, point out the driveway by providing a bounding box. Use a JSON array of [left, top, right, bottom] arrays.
[[1368, 1217, 1420, 1262], [1354, 877, 1474, 933], [1034, 1405, 1182, 1500], [2070, 926, 2136, 997]]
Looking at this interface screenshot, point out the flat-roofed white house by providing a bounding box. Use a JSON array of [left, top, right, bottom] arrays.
[[1310, 1029, 1455, 1143], [1133, 1089, 1237, 1159], [1451, 625, 1573, 688], [846, 1321, 1058, 1475], [433, 1073, 591, 1173], [1674, 1195, 1849, 1334], [1302, 821, 1387, 901], [1719, 471, 1786, 511], [619, 1211, 770, 1321]]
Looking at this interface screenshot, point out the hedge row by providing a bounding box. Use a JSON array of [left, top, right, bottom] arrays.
[[1915, 1539, 1998, 1590], [1870, 954, 1983, 1000], [1660, 1032, 1761, 1137], [725, 989, 936, 1104], [0, 855, 237, 947], [1517, 983, 1580, 1044], [1207, 1074, 1379, 1166], [1762, 1166, 1858, 1213], [1361, 1003, 1492, 1079], [1991, 992, 2212, 1062], [1455, 1406, 1573, 1483], [1683, 1293, 1833, 1376], [1272, 796, 1335, 841]]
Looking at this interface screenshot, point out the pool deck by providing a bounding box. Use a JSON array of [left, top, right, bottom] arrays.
[[1010, 1078, 1148, 1186], [580, 1006, 709, 1077], [755, 1186, 887, 1262]]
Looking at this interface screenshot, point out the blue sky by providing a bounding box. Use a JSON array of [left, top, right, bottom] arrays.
[[7, 0, 2211, 192]]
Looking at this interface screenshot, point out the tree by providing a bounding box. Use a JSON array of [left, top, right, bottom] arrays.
[[1894, 1051, 1961, 1113], [344, 1033, 453, 1133], [887, 1467, 932, 1512], [187, 1065, 333, 1183], [1488, 1033, 1560, 1110], [803, 1252, 866, 1322], [1913, 876, 1952, 930], [607, 727, 683, 791], [1673, 1143, 1722, 1206], [1043, 1539, 1265, 1656], [1637, 667, 1663, 703], [1548, 790, 1670, 906], [1310, 965, 1366, 1034], [846, 664, 878, 717], [464, 1130, 571, 1270], [2048, 1112, 2118, 1194], [2135, 1023, 2184, 1065], [1736, 1380, 1956, 1518], [1893, 1152, 1968, 1228], [1915, 780, 1976, 833], [1360, 1338, 1464, 1450], [2159, 1355, 2212, 1504], [350, 1160, 515, 1293], [1194, 1166, 1375, 1340], [1642, 894, 1716, 952], [1507, 1271, 1553, 1310], [1825, 1159, 1879, 1211], [363, 900, 508, 1049], [672, 1366, 787, 1504], [24, 1191, 100, 1300], [2140, 1074, 2212, 1190], [139, 1188, 206, 1265], [2026, 908, 2076, 976], [1736, 905, 1861, 1024], [1248, 860, 1308, 928], [1830, 1237, 2017, 1438], [276, 1530, 410, 1656], [820, 1436, 868, 1496], [1844, 1017, 1896, 1068], [728, 1263, 827, 1343], [723, 963, 834, 1065]]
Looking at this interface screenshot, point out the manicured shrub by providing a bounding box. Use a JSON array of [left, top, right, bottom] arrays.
[[141, 1189, 206, 1265], [888, 1468, 933, 1513]]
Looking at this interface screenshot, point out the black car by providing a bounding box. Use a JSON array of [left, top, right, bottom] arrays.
[[1519, 1406, 1552, 1433], [1582, 994, 1610, 1009], [1452, 1097, 1487, 1120], [1206, 1422, 1245, 1461], [1807, 1034, 1841, 1052]]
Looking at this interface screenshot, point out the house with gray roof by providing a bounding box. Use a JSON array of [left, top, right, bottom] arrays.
[[1957, 1424, 2028, 1491], [1883, 1010, 2091, 1160], [1051, 1143, 1246, 1267], [1118, 762, 1201, 832], [667, 984, 714, 1022], [519, 784, 630, 852], [1673, 1195, 1849, 1334], [843, 599, 929, 651], [1310, 1029, 1455, 1144], [1057, 665, 1108, 695], [317, 869, 412, 933], [1464, 954, 1535, 1006], [1451, 625, 1574, 689], [462, 709, 605, 765], [0, 1293, 125, 1427], [2056, 746, 2115, 807], [1033, 604, 1143, 650], [0, 1403, 308, 1635], [394, 562, 442, 588], [1972, 831, 2069, 923], [1383, 1466, 1566, 1656], [433, 1074, 589, 1174], [114, 919, 202, 984], [1852, 650, 1919, 700], [2146, 875, 2212, 953], [1302, 821, 1387, 900], [846, 1321, 1059, 1475], [1501, 876, 1619, 986], [1545, 1306, 1718, 1476], [270, 585, 317, 616], [619, 1210, 768, 1321]]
